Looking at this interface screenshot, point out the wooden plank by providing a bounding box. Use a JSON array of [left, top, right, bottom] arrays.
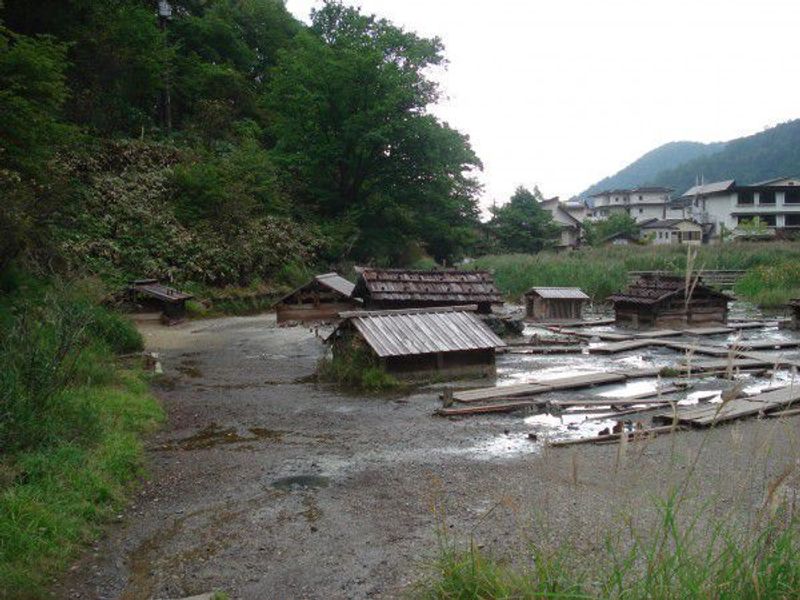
[[436, 401, 537, 416], [589, 339, 660, 354], [739, 351, 800, 370], [527, 318, 615, 328], [451, 383, 551, 403], [653, 386, 800, 427], [504, 345, 584, 355], [632, 329, 683, 339], [549, 425, 681, 447], [529, 372, 627, 390], [551, 397, 678, 409], [660, 341, 731, 357], [678, 358, 770, 372], [555, 328, 635, 342], [681, 326, 734, 336], [734, 340, 800, 351]]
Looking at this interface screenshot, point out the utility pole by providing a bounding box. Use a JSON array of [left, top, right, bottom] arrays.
[[157, 0, 173, 133]]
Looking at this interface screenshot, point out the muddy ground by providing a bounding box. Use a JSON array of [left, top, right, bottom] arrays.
[[57, 314, 800, 599]]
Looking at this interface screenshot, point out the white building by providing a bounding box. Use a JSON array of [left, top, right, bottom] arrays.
[[671, 177, 800, 239], [589, 187, 673, 223], [540, 197, 583, 250], [640, 218, 703, 245]]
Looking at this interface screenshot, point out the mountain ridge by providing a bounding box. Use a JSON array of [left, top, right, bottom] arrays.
[[580, 119, 800, 198]]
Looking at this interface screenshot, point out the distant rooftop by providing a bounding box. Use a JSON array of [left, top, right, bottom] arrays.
[[681, 179, 736, 197], [590, 186, 673, 198]]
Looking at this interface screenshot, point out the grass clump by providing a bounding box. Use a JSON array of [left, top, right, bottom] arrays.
[[0, 275, 163, 597], [319, 338, 401, 392], [734, 262, 800, 308], [421, 493, 800, 599]]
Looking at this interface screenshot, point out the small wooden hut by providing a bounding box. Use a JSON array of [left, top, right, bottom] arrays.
[[788, 299, 800, 330], [128, 279, 193, 324], [610, 273, 729, 329], [274, 272, 359, 325], [328, 306, 506, 377], [352, 268, 502, 314], [524, 287, 589, 321]]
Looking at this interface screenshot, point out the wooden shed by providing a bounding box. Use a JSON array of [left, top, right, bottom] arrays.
[[328, 306, 506, 377], [128, 279, 193, 324], [788, 299, 800, 330], [352, 268, 503, 314], [610, 273, 729, 329], [274, 272, 359, 325], [524, 287, 589, 321]]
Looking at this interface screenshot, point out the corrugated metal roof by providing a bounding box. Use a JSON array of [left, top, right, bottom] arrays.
[[526, 287, 589, 300], [316, 272, 354, 297], [640, 219, 700, 229], [354, 268, 502, 304], [336, 306, 505, 357], [682, 180, 735, 197]]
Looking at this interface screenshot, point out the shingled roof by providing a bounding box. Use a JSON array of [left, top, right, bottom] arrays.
[[610, 274, 727, 306], [352, 268, 503, 304]]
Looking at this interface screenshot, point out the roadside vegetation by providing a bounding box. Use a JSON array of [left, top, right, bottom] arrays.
[[472, 242, 800, 307], [0, 271, 163, 597]]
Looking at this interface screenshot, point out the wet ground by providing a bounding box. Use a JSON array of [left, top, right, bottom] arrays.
[[57, 310, 800, 599]]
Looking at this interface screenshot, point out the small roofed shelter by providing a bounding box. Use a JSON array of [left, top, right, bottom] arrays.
[[524, 287, 589, 321], [352, 268, 502, 314], [128, 279, 193, 323], [274, 272, 359, 325], [328, 306, 506, 377], [788, 299, 800, 330], [610, 273, 729, 329]]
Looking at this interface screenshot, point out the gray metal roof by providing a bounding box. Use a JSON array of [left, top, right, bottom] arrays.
[[525, 287, 589, 300], [682, 180, 735, 197], [316, 272, 355, 297], [336, 306, 505, 358]]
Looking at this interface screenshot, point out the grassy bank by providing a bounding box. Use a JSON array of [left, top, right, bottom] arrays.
[[0, 273, 163, 597], [471, 242, 800, 307]]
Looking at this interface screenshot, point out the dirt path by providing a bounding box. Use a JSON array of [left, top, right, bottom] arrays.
[[57, 314, 800, 599]]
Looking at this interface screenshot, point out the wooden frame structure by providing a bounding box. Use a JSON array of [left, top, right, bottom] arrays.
[[524, 287, 589, 321], [610, 274, 729, 329], [274, 272, 359, 325]]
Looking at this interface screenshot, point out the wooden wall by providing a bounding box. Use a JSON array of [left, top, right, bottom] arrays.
[[276, 301, 356, 324], [526, 297, 584, 320]]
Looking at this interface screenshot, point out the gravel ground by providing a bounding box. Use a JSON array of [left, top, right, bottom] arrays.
[[55, 314, 800, 599]]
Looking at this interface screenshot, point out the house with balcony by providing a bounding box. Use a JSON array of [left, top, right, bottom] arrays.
[[589, 187, 673, 223], [670, 177, 800, 240]]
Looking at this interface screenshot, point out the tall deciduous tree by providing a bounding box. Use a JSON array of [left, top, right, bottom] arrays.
[[265, 1, 482, 263], [487, 186, 560, 253]]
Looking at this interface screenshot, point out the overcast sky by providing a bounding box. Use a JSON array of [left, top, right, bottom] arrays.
[[285, 0, 799, 208]]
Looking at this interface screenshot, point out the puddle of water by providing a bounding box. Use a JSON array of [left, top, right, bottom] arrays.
[[272, 475, 330, 491], [157, 424, 283, 451]]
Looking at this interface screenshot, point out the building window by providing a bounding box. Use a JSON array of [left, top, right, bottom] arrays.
[[759, 191, 776, 205], [638, 195, 643, 201], [786, 214, 800, 227], [786, 190, 800, 204], [738, 215, 776, 227], [639, 208, 643, 214], [738, 191, 754, 205]]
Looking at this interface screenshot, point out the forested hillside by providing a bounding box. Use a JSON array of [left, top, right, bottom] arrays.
[[582, 119, 800, 197], [1, 0, 484, 287], [581, 140, 724, 197]]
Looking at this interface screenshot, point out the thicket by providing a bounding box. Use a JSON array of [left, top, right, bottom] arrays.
[[1, 0, 493, 287], [0, 273, 163, 595], [473, 242, 800, 306]]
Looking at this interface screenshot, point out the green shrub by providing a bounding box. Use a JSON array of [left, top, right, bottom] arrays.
[[319, 339, 401, 391], [88, 307, 143, 354]]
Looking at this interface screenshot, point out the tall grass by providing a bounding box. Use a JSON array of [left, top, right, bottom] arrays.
[[471, 242, 800, 306], [0, 275, 162, 597]]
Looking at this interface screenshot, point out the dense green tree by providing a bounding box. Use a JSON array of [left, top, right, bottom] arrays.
[[486, 186, 560, 253], [583, 213, 640, 246], [0, 24, 71, 271], [265, 1, 482, 263]]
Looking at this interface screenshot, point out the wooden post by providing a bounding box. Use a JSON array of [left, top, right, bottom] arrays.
[[442, 388, 453, 408]]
